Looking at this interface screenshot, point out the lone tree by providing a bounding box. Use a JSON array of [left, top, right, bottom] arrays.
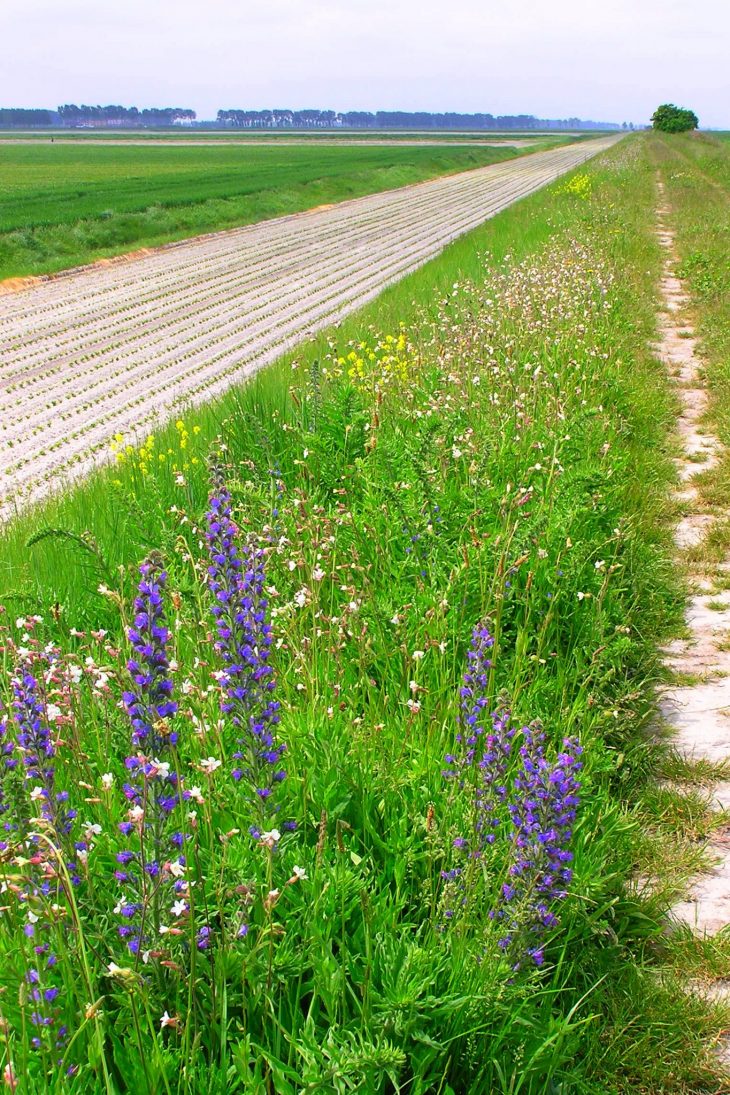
[[651, 104, 698, 133]]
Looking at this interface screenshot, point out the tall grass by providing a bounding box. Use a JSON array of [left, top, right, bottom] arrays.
[[0, 139, 724, 1092]]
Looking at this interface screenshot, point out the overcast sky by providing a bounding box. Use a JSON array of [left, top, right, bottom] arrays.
[[3, 0, 728, 127]]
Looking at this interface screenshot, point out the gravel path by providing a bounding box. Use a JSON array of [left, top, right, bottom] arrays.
[[0, 135, 620, 519]]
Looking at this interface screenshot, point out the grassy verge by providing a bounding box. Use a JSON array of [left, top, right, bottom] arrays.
[[0, 137, 724, 1093], [0, 141, 545, 281], [649, 134, 730, 527]]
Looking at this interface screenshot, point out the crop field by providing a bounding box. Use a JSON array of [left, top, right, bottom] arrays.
[[0, 141, 555, 281], [2, 131, 730, 1094], [0, 136, 618, 518]]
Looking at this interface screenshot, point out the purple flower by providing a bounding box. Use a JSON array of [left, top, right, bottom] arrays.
[[498, 727, 582, 966], [443, 622, 512, 854], [115, 555, 186, 957], [122, 556, 178, 753], [205, 471, 285, 818], [441, 623, 582, 967]]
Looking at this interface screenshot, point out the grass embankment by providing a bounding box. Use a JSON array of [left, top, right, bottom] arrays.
[[651, 132, 730, 504], [0, 142, 540, 281], [0, 137, 724, 1092]]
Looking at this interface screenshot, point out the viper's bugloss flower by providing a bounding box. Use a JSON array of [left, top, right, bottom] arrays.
[[441, 624, 581, 966], [0, 705, 19, 851], [498, 727, 582, 966], [205, 470, 285, 816], [443, 622, 512, 853], [11, 663, 79, 868], [116, 556, 185, 957], [122, 556, 178, 753]]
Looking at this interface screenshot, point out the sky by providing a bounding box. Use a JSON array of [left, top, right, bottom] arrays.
[[2, 0, 729, 128]]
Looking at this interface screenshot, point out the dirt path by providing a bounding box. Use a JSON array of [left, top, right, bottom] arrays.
[[0, 135, 619, 520], [654, 177, 730, 1059]]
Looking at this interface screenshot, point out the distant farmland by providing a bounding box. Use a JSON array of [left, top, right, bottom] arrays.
[[0, 140, 558, 280]]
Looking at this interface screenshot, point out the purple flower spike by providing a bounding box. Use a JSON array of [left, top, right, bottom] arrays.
[[122, 555, 178, 754], [499, 727, 582, 966], [443, 622, 512, 854], [116, 554, 185, 956], [205, 469, 286, 818]]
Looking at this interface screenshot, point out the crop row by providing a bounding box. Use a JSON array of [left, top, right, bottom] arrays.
[[0, 137, 620, 518]]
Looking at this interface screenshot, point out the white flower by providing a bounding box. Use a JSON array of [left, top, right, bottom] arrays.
[[577, 591, 586, 601], [171, 900, 188, 918], [412, 650, 425, 661], [84, 822, 102, 837], [407, 699, 421, 713], [168, 860, 186, 879], [107, 962, 132, 979], [259, 829, 281, 849], [312, 567, 325, 581], [129, 805, 144, 824], [452, 446, 463, 459], [199, 757, 222, 775], [30, 786, 45, 802], [45, 703, 62, 722], [188, 786, 205, 804], [294, 588, 307, 608], [101, 772, 114, 790], [149, 760, 170, 781], [69, 664, 83, 684], [15, 617, 26, 630], [595, 559, 606, 570], [292, 865, 308, 881], [160, 1011, 178, 1028]]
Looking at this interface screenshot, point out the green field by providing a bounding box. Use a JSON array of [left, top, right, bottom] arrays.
[[0, 128, 576, 141], [3, 134, 730, 1092], [0, 141, 547, 280]]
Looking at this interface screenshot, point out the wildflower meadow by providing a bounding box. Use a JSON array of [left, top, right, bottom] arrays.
[[0, 139, 723, 1092]]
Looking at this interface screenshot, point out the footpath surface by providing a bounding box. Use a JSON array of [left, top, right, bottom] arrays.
[[0, 135, 619, 518], [654, 178, 730, 1067]]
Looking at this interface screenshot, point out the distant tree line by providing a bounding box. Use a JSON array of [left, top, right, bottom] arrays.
[[216, 109, 619, 130], [0, 105, 621, 130], [57, 105, 196, 126], [0, 108, 55, 126]]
